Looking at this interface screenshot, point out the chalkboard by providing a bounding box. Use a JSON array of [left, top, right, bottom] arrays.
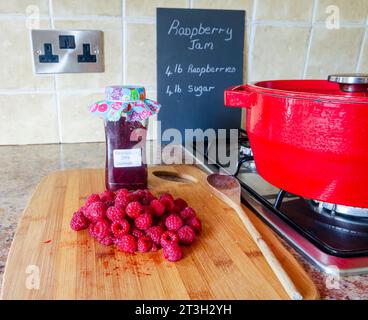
[[157, 8, 245, 142]]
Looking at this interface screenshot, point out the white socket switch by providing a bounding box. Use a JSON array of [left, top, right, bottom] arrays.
[[31, 29, 104, 74]]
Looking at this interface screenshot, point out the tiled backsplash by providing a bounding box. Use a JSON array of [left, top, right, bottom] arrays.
[[1, 0, 368, 145]]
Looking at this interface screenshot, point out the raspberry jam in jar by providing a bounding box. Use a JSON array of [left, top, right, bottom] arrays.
[[90, 86, 161, 191], [105, 117, 148, 190]]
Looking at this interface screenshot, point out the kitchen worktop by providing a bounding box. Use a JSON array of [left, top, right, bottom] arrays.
[[1, 142, 368, 300]]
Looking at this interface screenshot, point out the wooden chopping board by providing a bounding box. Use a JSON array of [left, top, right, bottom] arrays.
[[1, 165, 318, 300]]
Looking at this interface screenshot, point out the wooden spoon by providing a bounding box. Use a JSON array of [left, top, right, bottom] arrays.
[[207, 173, 303, 300]]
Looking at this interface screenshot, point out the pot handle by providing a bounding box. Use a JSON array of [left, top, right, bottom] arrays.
[[224, 85, 255, 108], [328, 73, 368, 93]]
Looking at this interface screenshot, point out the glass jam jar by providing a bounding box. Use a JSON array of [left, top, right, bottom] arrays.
[[104, 116, 148, 191], [90, 85, 161, 191]]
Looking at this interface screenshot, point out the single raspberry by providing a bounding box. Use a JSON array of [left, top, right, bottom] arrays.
[[165, 214, 183, 231], [125, 201, 143, 219], [131, 227, 145, 239], [106, 206, 125, 221], [174, 198, 188, 211], [115, 193, 130, 210], [160, 192, 174, 202], [99, 190, 115, 203], [180, 207, 196, 220], [160, 230, 179, 248], [159, 193, 175, 211], [70, 210, 89, 231], [91, 220, 110, 240], [150, 199, 165, 217], [115, 234, 137, 253], [186, 216, 202, 234], [141, 190, 156, 205], [132, 189, 145, 201], [163, 243, 183, 262], [135, 213, 153, 230], [111, 219, 130, 238], [115, 188, 129, 198], [84, 201, 106, 222], [146, 226, 164, 245], [137, 236, 153, 252], [177, 225, 196, 245], [98, 235, 113, 246], [84, 193, 101, 207]]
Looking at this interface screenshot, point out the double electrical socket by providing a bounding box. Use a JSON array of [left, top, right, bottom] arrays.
[[31, 29, 104, 74]]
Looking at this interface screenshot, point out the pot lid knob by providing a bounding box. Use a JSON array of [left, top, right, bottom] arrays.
[[328, 73, 368, 92]]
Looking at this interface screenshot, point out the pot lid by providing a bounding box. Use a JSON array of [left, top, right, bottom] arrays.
[[250, 74, 368, 104]]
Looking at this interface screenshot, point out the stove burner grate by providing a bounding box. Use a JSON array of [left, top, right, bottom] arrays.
[[308, 200, 368, 218]]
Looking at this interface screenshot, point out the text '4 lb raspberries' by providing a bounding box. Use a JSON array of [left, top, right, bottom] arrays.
[[70, 188, 203, 262]]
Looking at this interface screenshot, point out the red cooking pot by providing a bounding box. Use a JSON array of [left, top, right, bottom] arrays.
[[224, 74, 368, 208]]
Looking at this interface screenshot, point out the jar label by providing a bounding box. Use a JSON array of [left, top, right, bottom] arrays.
[[113, 149, 142, 168]]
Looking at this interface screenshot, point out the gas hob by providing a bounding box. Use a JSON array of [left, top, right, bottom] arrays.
[[189, 130, 368, 275]]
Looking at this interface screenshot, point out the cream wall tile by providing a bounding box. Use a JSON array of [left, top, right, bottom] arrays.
[[0, 0, 49, 15], [250, 26, 310, 81], [0, 94, 58, 145], [315, 0, 368, 23], [306, 27, 364, 78], [0, 19, 54, 90], [59, 92, 105, 143], [255, 0, 313, 21], [125, 23, 156, 90], [192, 0, 252, 16], [54, 20, 122, 90], [125, 0, 187, 17], [52, 0, 121, 17]]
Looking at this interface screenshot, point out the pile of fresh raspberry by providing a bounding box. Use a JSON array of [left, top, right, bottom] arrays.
[[70, 189, 202, 262]]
